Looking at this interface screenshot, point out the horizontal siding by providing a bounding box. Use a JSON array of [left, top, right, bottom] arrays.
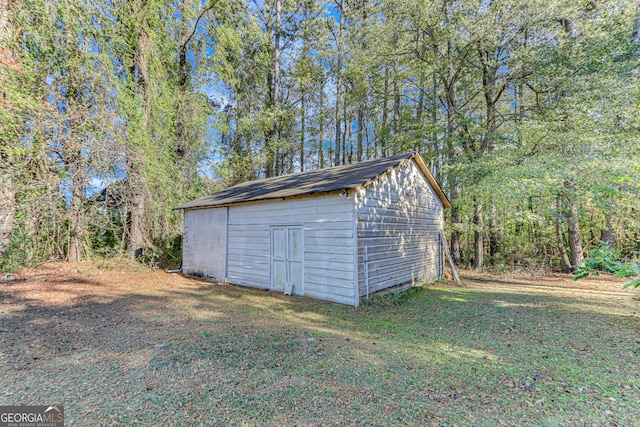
[[356, 159, 444, 297], [302, 273, 355, 291], [305, 266, 353, 281], [304, 228, 354, 239], [305, 245, 354, 256], [305, 259, 354, 272], [361, 251, 440, 280], [303, 289, 355, 305], [226, 195, 356, 305]]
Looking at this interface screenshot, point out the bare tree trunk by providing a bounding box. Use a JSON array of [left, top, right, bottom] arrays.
[[489, 206, 500, 264], [438, 10, 462, 265], [318, 83, 324, 169], [446, 85, 461, 264], [600, 214, 615, 248], [477, 45, 503, 271], [357, 96, 364, 162], [564, 181, 584, 268], [264, 0, 282, 177], [0, 174, 14, 259], [333, 0, 344, 166], [473, 201, 484, 272], [392, 58, 400, 141], [556, 194, 571, 273], [300, 90, 305, 171], [430, 73, 439, 177], [128, 185, 145, 260], [342, 94, 348, 163], [555, 194, 572, 272], [567, 200, 584, 268], [381, 65, 389, 157], [273, 0, 281, 172], [67, 155, 86, 262], [450, 194, 461, 264]]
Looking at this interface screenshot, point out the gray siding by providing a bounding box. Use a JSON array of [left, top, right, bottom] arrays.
[[356, 159, 444, 296], [182, 207, 227, 281], [227, 195, 357, 305]]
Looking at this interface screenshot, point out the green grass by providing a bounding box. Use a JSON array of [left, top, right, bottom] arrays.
[[0, 266, 638, 426]]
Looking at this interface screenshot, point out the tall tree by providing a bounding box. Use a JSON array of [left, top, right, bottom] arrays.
[[0, 0, 18, 260]]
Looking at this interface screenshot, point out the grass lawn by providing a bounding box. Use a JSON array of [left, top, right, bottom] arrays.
[[1, 261, 638, 426]]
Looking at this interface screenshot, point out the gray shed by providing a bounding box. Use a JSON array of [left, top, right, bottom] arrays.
[[175, 152, 450, 306]]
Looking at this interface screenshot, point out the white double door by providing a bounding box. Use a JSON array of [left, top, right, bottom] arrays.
[[270, 226, 303, 295]]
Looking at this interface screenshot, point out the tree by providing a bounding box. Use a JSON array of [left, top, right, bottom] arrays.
[[0, 0, 18, 260]]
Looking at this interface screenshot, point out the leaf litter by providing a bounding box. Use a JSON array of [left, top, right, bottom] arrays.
[[0, 261, 638, 426]]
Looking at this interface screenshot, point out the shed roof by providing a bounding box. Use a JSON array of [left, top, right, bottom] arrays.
[[175, 152, 450, 210]]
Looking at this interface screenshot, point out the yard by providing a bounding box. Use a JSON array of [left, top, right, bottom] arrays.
[[0, 261, 638, 426]]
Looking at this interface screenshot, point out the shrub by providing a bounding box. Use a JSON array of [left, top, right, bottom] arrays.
[[573, 243, 640, 288]]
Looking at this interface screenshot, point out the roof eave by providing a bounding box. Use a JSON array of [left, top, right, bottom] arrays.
[[174, 187, 354, 211], [410, 152, 451, 209]]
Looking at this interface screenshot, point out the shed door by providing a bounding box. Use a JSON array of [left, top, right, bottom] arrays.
[[271, 226, 303, 295]]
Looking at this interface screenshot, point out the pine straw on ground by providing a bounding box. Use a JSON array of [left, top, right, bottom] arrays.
[[1, 260, 638, 426]]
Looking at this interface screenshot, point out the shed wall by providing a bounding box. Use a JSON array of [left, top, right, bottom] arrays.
[[227, 195, 357, 305], [356, 160, 444, 296], [182, 207, 227, 281]]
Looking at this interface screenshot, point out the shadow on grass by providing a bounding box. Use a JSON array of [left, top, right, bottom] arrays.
[[0, 273, 638, 425], [1, 273, 636, 366]]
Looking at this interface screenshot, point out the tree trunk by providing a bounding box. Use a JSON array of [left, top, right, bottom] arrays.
[[176, 3, 192, 186], [127, 24, 151, 261], [450, 199, 461, 265], [445, 79, 460, 265], [67, 155, 86, 262], [318, 83, 324, 169], [264, 0, 282, 177], [392, 58, 400, 140], [489, 206, 500, 264], [600, 214, 615, 248], [430, 73, 438, 177], [333, 0, 344, 166], [0, 173, 14, 259], [128, 187, 145, 260], [564, 181, 584, 268], [0, 0, 16, 259], [415, 36, 425, 154], [479, 46, 502, 267], [381, 65, 389, 157], [473, 200, 484, 272], [65, 24, 88, 262], [567, 198, 584, 268], [300, 90, 305, 171], [272, 0, 281, 173], [555, 194, 572, 273], [357, 96, 364, 162], [342, 93, 348, 163]]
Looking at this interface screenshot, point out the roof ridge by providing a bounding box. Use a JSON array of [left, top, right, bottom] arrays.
[[174, 151, 448, 210], [227, 151, 414, 188]]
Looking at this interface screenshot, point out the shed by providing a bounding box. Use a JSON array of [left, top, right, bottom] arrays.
[[175, 152, 450, 306]]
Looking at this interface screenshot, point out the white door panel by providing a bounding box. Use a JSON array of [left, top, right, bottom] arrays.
[[271, 226, 303, 295]]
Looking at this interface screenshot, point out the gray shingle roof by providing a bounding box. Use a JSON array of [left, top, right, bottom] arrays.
[[175, 152, 450, 209]]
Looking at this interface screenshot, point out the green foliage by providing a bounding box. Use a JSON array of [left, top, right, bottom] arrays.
[[3, 0, 640, 271], [573, 243, 640, 288], [362, 286, 425, 307], [0, 226, 32, 272]]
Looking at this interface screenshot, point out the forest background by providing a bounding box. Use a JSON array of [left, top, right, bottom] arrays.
[[1, 0, 639, 273]]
